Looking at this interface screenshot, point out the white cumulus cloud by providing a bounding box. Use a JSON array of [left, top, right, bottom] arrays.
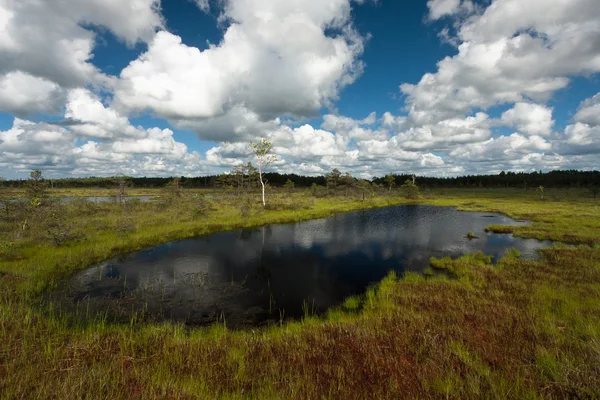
[[114, 0, 366, 125], [500, 103, 554, 137]]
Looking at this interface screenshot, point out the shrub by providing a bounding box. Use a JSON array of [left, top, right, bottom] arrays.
[[400, 179, 420, 199], [45, 213, 84, 246], [310, 183, 328, 198], [237, 195, 255, 217], [192, 196, 211, 217]]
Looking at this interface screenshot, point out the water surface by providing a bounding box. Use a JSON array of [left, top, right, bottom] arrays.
[[55, 205, 551, 327]]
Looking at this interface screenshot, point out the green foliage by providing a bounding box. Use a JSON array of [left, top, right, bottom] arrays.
[[45, 212, 82, 246], [400, 178, 420, 199], [249, 138, 275, 159], [237, 194, 256, 217], [466, 231, 478, 239], [282, 179, 295, 193], [0, 169, 598, 192], [25, 169, 48, 205], [430, 255, 453, 270], [342, 295, 361, 310], [430, 252, 492, 277], [192, 195, 211, 217], [231, 162, 258, 192], [250, 139, 278, 207], [355, 179, 373, 201], [165, 177, 183, 198], [310, 183, 327, 198], [384, 173, 396, 192], [215, 173, 237, 190], [325, 168, 341, 195], [338, 172, 353, 197]]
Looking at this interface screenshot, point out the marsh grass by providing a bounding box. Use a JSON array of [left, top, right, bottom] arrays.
[[0, 188, 599, 398], [465, 231, 478, 240]]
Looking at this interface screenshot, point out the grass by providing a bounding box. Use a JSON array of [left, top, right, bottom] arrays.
[[0, 187, 197, 198], [465, 231, 478, 240], [0, 187, 599, 398]]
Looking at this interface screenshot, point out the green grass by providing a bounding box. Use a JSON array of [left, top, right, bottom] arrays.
[[0, 187, 599, 398]]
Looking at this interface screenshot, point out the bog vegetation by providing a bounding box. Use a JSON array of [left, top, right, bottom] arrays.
[[0, 165, 599, 399]]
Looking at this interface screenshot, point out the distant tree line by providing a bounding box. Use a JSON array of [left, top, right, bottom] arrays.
[[1, 169, 598, 190], [373, 170, 600, 190]]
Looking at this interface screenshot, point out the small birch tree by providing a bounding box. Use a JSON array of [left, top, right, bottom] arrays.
[[250, 139, 278, 207]]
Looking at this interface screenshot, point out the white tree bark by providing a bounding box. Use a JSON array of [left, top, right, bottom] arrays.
[[258, 164, 266, 207], [250, 138, 277, 208]]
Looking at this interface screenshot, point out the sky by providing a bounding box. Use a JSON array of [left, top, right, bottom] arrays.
[[1, 0, 600, 179]]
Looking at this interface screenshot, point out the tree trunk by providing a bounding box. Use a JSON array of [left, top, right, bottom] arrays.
[[259, 168, 266, 207]]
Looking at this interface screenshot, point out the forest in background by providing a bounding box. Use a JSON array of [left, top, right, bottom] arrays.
[[1, 169, 599, 190]]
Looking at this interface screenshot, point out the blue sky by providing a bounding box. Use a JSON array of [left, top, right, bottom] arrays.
[[87, 0, 456, 155], [0, 0, 599, 179]]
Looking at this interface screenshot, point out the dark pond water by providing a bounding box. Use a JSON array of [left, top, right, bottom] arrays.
[[54, 205, 551, 328]]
